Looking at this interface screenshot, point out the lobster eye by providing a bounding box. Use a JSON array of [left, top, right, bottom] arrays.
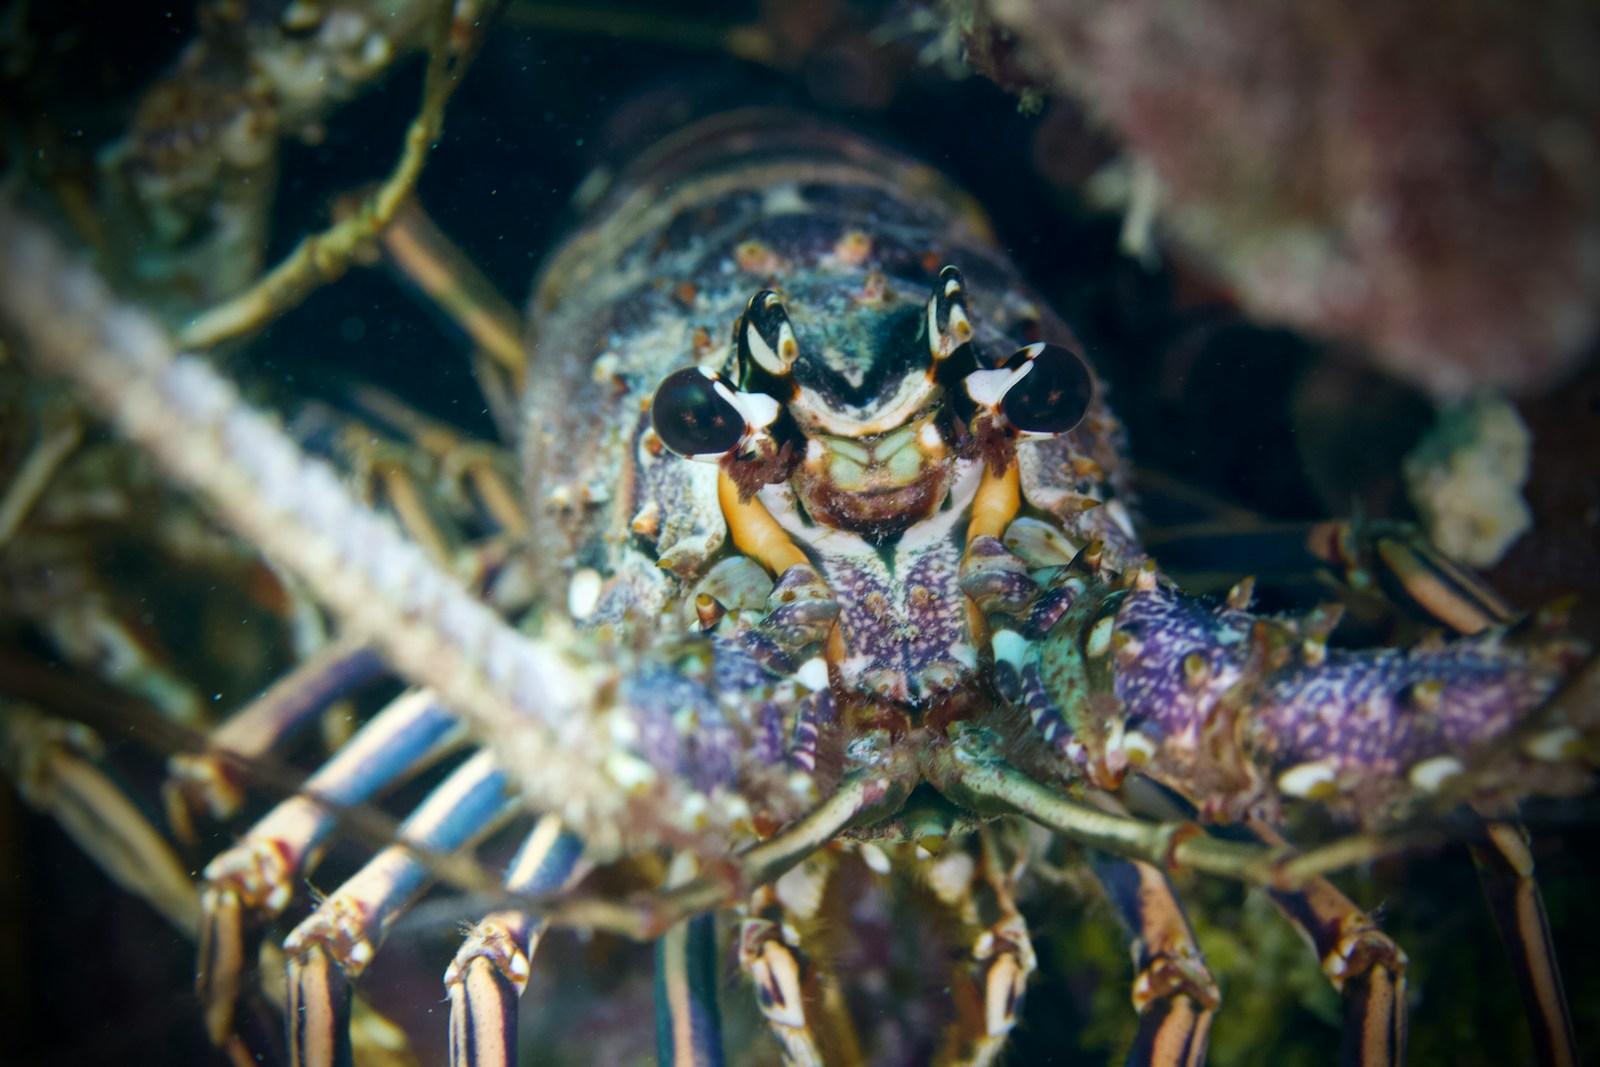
[[651, 367, 748, 459], [998, 343, 1093, 436]]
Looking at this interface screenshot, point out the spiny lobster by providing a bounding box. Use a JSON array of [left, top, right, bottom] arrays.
[[2, 102, 1596, 1067]]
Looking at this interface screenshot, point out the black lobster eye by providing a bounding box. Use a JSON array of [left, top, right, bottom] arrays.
[[999, 343, 1093, 436], [651, 367, 748, 458]]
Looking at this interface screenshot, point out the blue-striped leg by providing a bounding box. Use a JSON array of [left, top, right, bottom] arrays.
[[657, 855, 727, 1067], [656, 913, 728, 1067], [446, 814, 587, 1067], [285, 749, 517, 1067], [199, 688, 462, 1043], [643, 766, 923, 1066], [0, 701, 424, 1067], [165, 638, 386, 841]]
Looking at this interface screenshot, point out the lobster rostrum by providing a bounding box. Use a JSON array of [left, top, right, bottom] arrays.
[[1, 107, 1594, 1066]]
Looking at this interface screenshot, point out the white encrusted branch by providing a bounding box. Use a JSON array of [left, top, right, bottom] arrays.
[[0, 207, 670, 857]]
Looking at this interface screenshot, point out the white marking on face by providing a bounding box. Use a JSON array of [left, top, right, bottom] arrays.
[[964, 364, 1028, 409], [715, 378, 780, 432], [744, 321, 781, 373], [757, 459, 981, 560], [946, 303, 971, 341], [791, 375, 937, 437]]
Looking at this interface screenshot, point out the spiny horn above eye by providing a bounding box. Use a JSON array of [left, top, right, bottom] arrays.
[[737, 290, 800, 389], [927, 265, 974, 362]]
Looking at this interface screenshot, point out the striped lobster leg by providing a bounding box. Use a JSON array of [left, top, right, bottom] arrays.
[[200, 689, 462, 1044], [446, 815, 587, 1067], [285, 750, 517, 1067], [1089, 851, 1219, 1067], [1337, 525, 1579, 1066]]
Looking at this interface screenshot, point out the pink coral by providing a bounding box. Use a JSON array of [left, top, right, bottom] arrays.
[[974, 0, 1600, 396]]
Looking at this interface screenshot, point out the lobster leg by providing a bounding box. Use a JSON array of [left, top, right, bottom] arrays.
[[1, 703, 200, 938], [931, 826, 1037, 1067], [164, 638, 386, 840], [285, 750, 517, 1067], [348, 385, 532, 541], [544, 759, 920, 941], [200, 688, 462, 1043], [1347, 527, 1578, 1066], [1470, 816, 1578, 1067], [0, 701, 427, 1067], [358, 191, 528, 437], [1370, 538, 1577, 1066], [446, 814, 587, 1067], [656, 912, 728, 1067], [737, 850, 863, 1067], [923, 737, 1284, 885], [1088, 851, 1218, 1067], [1251, 823, 1407, 1067], [656, 853, 729, 1067]]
